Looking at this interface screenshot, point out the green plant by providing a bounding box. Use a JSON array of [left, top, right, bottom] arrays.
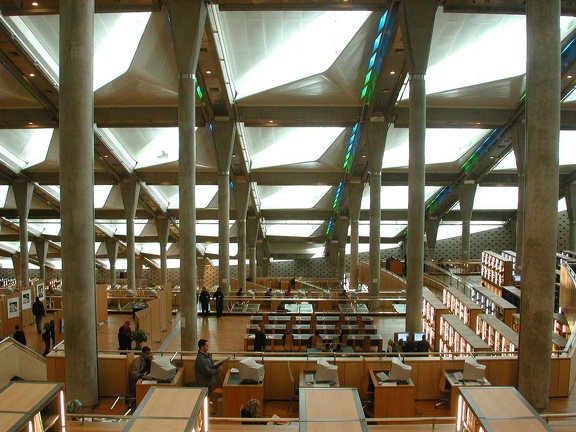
[[131, 329, 148, 343]]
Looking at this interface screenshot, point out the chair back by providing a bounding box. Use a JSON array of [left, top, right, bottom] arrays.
[[361, 335, 371, 352], [284, 334, 294, 351], [314, 335, 324, 350]]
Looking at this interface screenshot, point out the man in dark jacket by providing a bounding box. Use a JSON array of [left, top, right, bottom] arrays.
[[13, 325, 26, 345], [32, 297, 45, 335]]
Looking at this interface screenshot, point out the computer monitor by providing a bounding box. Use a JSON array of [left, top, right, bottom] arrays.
[[463, 357, 486, 381], [413, 332, 425, 342], [513, 274, 522, 283], [389, 357, 411, 382], [149, 357, 177, 382], [238, 357, 264, 383], [315, 358, 338, 383], [395, 332, 409, 342]]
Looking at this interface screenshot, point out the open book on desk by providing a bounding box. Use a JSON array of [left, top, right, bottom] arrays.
[[268, 414, 290, 425], [214, 356, 232, 368]]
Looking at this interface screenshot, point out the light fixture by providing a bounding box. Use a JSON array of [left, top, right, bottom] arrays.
[[268, 120, 274, 123], [28, 122, 33, 125], [390, 71, 396, 75], [29, 73, 35, 77], [32, 1, 39, 6], [568, 75, 573, 79], [206, 70, 212, 74]]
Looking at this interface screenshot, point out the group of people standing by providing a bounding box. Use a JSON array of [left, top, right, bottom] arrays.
[[199, 286, 225, 318]]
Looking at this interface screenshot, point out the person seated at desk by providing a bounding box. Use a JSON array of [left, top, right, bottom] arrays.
[[416, 335, 430, 354], [254, 328, 268, 352], [307, 330, 323, 349], [284, 287, 293, 297], [127, 346, 153, 399], [264, 288, 272, 297], [237, 287, 244, 298], [241, 398, 262, 425]]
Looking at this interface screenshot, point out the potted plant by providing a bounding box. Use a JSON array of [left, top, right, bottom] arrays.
[[131, 328, 148, 350]]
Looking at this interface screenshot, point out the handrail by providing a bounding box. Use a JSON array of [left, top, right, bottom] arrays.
[[0, 336, 47, 362]]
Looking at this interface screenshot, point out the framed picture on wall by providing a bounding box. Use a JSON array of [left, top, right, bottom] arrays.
[[36, 283, 45, 301], [22, 289, 31, 310], [8, 297, 19, 319]]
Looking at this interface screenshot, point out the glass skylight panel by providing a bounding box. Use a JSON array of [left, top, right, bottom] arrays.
[[0, 185, 8, 207], [360, 186, 441, 210], [0, 129, 53, 170], [247, 127, 344, 168], [196, 221, 234, 237], [108, 127, 180, 169], [357, 221, 407, 238], [559, 198, 567, 213], [258, 185, 331, 209], [0, 241, 21, 253], [27, 221, 61, 236], [94, 185, 114, 208], [383, 127, 490, 169], [110, 220, 148, 237], [492, 151, 517, 171], [263, 220, 324, 237], [220, 10, 371, 98], [138, 243, 162, 255], [436, 221, 504, 241], [37, 185, 61, 201], [202, 243, 238, 256], [150, 185, 218, 209], [452, 186, 518, 210]]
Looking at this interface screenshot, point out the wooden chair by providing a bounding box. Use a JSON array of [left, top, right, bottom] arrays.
[[361, 335, 371, 352], [435, 357, 450, 409], [284, 333, 294, 352]]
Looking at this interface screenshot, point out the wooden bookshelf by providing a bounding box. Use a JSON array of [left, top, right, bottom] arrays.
[[481, 251, 513, 287], [476, 314, 518, 355], [442, 286, 483, 329], [469, 284, 517, 327], [457, 386, 553, 432], [439, 314, 491, 355], [421, 288, 449, 352]]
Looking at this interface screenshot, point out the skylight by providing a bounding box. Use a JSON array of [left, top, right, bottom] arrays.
[[94, 185, 114, 208], [361, 186, 442, 210], [383, 127, 490, 168], [357, 221, 407, 238], [0, 129, 53, 170], [264, 220, 324, 237], [247, 127, 344, 168], [196, 221, 234, 237], [258, 185, 331, 209], [452, 186, 518, 210], [436, 221, 504, 241], [150, 185, 219, 209], [221, 10, 371, 98], [202, 243, 239, 256], [0, 185, 9, 207]]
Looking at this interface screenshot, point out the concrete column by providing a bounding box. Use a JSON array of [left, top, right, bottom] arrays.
[[197, 256, 206, 289], [458, 183, 477, 261], [399, 0, 436, 335], [212, 121, 236, 298], [518, 0, 560, 411], [512, 123, 527, 273], [247, 217, 259, 282], [262, 256, 269, 277], [347, 182, 363, 290], [105, 238, 118, 288], [155, 215, 171, 285], [167, 0, 206, 352], [13, 180, 34, 287], [424, 218, 440, 261], [11, 255, 20, 282], [256, 244, 264, 278], [564, 183, 576, 251], [336, 217, 349, 280], [59, 0, 98, 406], [234, 181, 250, 287], [120, 180, 140, 291], [34, 239, 49, 281], [366, 122, 388, 303], [327, 241, 339, 278]]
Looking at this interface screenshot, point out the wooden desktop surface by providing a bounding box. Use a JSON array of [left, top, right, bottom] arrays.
[[369, 369, 415, 417], [222, 368, 265, 417], [444, 369, 491, 416], [135, 367, 184, 406], [299, 369, 340, 388]]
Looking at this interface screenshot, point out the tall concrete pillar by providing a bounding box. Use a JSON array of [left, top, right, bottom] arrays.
[[336, 217, 349, 280], [518, 0, 560, 411], [262, 257, 269, 277], [565, 183, 576, 251], [13, 180, 34, 287], [59, 0, 98, 406], [347, 182, 363, 290], [512, 123, 527, 273], [327, 241, 339, 278], [155, 215, 171, 285], [34, 239, 49, 281], [247, 216, 259, 282], [366, 122, 389, 304], [105, 238, 119, 288], [424, 218, 440, 261], [120, 180, 140, 291], [213, 121, 236, 297], [458, 183, 477, 261], [256, 244, 264, 278], [234, 181, 250, 287], [11, 255, 20, 282], [167, 0, 206, 351], [399, 0, 436, 334]]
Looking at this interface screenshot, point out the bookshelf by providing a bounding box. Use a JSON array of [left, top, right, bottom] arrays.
[[469, 284, 517, 327], [481, 251, 513, 287], [511, 313, 569, 352], [442, 286, 483, 329], [0, 381, 65, 432], [457, 386, 552, 432], [501, 250, 517, 275], [476, 313, 518, 355], [439, 314, 491, 355], [422, 288, 450, 352]]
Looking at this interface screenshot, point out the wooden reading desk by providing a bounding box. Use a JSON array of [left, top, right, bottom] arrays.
[[369, 369, 415, 417], [135, 367, 184, 406], [222, 368, 264, 417], [443, 369, 491, 416]]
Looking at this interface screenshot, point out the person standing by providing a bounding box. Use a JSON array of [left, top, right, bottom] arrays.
[[254, 328, 267, 352], [13, 325, 26, 346], [118, 320, 132, 351], [41, 321, 51, 356], [194, 339, 221, 392], [213, 286, 224, 318], [199, 287, 211, 318], [32, 297, 45, 335], [49, 319, 56, 348]]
